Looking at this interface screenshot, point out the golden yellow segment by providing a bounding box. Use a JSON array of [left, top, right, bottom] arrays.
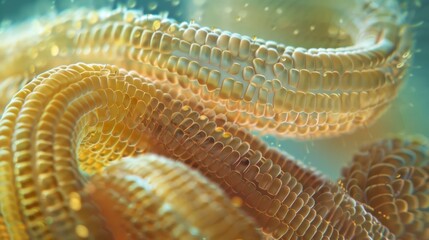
[[0, 63, 405, 239], [86, 154, 261, 239], [0, 1, 425, 239], [0, 215, 10, 239], [0, 1, 412, 138], [340, 138, 429, 240]]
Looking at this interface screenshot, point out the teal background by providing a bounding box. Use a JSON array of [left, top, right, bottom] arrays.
[[0, 0, 428, 180]]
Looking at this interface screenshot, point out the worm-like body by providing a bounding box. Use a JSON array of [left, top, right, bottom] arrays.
[[0, 1, 425, 239], [0, 63, 426, 239], [0, 1, 411, 138], [340, 138, 429, 239]]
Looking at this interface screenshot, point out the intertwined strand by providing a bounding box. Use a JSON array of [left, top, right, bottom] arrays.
[[0, 1, 411, 138], [0, 1, 425, 239], [0, 63, 427, 239]]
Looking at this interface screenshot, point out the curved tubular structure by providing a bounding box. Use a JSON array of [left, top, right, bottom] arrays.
[[340, 139, 429, 239], [87, 154, 261, 239], [0, 1, 411, 138], [0, 63, 426, 240], [0, 1, 425, 240]]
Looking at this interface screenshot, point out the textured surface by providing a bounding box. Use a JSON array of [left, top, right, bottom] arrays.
[[0, 1, 426, 240], [87, 154, 261, 239], [340, 138, 429, 239], [0, 0, 412, 138], [0, 63, 426, 239]]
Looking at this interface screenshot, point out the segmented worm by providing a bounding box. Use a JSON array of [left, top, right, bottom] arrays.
[[0, 63, 426, 239], [340, 138, 429, 239], [0, 1, 426, 239], [0, 0, 411, 138], [86, 154, 262, 239]]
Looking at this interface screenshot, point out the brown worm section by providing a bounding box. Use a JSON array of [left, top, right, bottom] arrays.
[[0, 63, 413, 239], [86, 154, 261, 239], [0, 216, 10, 240], [340, 138, 429, 240]]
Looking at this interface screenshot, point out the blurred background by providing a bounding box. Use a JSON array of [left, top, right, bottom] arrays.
[[0, 0, 427, 180]]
